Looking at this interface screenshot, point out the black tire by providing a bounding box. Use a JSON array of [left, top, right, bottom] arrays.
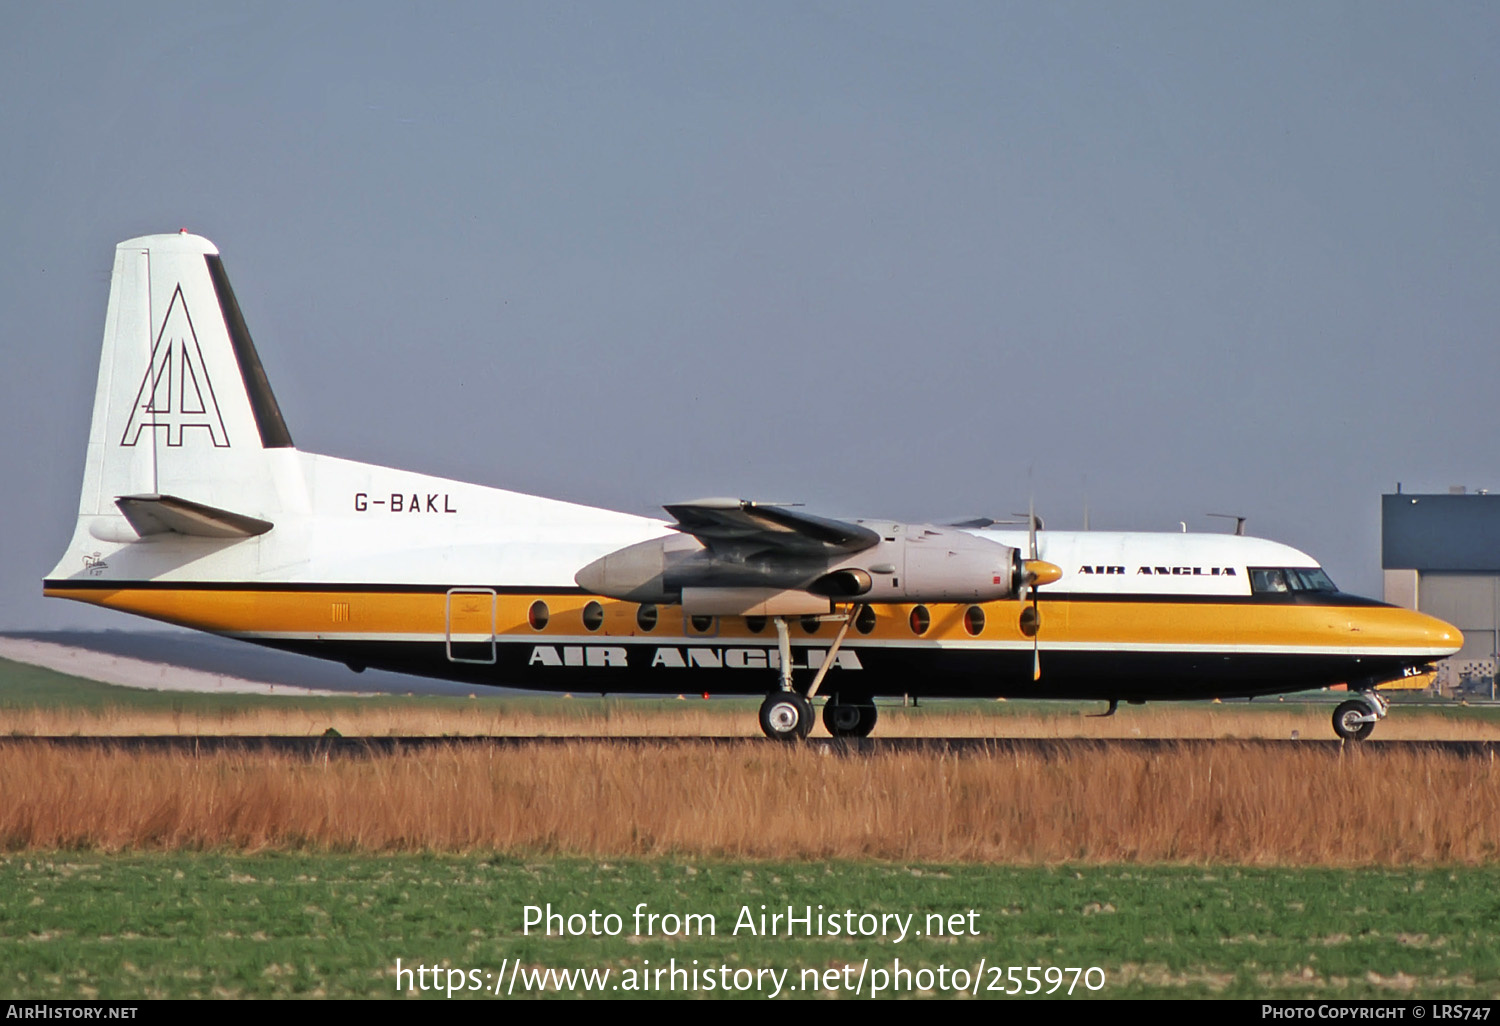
[[759, 692, 813, 741], [1332, 699, 1376, 741], [822, 700, 878, 738]]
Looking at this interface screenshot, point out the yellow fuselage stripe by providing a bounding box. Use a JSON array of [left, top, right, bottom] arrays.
[[42, 585, 1452, 654]]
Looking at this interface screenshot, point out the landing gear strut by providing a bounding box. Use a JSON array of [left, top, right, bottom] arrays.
[[758, 608, 863, 741], [1332, 689, 1388, 742]]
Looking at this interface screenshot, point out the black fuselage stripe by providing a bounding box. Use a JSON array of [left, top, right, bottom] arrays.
[[251, 636, 1428, 701]]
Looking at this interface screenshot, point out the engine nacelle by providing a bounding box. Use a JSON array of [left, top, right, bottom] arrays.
[[575, 523, 1026, 607], [572, 533, 702, 604], [842, 526, 1021, 603]]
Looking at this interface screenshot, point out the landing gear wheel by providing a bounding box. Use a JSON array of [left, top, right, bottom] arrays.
[[759, 692, 813, 741], [822, 700, 878, 738], [1333, 700, 1376, 741]]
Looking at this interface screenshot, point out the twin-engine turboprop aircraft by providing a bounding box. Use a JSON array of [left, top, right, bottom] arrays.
[[45, 233, 1463, 740]]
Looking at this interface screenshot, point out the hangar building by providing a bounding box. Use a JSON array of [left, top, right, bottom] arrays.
[[1382, 488, 1500, 693]]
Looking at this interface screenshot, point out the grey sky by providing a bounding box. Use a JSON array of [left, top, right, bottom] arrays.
[[3, 1, 1498, 630]]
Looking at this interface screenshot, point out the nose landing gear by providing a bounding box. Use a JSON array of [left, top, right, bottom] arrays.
[[1332, 688, 1389, 741]]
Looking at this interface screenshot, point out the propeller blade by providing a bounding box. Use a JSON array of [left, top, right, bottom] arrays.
[[1028, 495, 1037, 560], [1015, 591, 1040, 680], [1031, 583, 1042, 679], [1010, 498, 1050, 680], [1027, 501, 1044, 680]]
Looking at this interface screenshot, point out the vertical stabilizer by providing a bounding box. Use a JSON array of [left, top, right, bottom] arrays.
[[76, 232, 293, 522]]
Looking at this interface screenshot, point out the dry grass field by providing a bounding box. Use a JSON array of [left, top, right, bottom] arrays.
[[5, 694, 1500, 741], [4, 662, 1499, 999], [4, 658, 1498, 865], [2, 740, 1496, 864]]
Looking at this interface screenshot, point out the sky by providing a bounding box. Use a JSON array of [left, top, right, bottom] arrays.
[[2, 1, 1498, 630]]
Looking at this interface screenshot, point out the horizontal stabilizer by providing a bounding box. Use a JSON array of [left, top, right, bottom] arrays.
[[115, 493, 273, 539]]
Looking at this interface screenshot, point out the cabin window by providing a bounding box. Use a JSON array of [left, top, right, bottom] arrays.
[[800, 614, 821, 634], [582, 601, 604, 632], [528, 600, 549, 630], [854, 605, 877, 635], [745, 616, 767, 634], [964, 605, 985, 636], [636, 604, 658, 632], [909, 605, 930, 636], [690, 614, 715, 633]]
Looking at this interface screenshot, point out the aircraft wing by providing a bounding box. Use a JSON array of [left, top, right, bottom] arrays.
[[663, 498, 880, 556]]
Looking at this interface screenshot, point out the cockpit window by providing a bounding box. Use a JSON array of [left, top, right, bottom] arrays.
[[1252, 569, 1290, 593], [1287, 568, 1337, 592], [1251, 567, 1338, 594]]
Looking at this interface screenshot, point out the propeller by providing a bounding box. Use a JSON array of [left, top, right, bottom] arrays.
[[1014, 497, 1062, 680]]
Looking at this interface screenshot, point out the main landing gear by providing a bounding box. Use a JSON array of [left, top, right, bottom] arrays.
[[1332, 688, 1389, 742], [757, 692, 879, 741], [759, 692, 814, 740], [822, 698, 878, 738], [757, 608, 871, 741]]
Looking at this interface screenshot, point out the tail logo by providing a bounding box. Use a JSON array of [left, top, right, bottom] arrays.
[[121, 285, 230, 448]]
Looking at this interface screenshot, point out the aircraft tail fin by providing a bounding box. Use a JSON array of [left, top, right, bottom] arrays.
[[74, 232, 294, 522]]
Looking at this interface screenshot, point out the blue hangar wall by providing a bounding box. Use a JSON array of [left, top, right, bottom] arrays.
[[1383, 491, 1500, 687]]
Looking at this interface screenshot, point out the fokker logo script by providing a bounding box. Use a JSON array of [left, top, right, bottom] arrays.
[[121, 285, 229, 447]]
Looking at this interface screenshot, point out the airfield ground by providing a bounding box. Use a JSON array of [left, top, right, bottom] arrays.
[[1, 654, 1498, 999], [1, 652, 1499, 741]]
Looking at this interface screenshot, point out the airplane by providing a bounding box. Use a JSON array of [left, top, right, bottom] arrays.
[[44, 232, 1463, 741]]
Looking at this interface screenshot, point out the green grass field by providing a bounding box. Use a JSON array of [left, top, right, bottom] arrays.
[[2, 855, 1498, 999], [0, 655, 757, 723]]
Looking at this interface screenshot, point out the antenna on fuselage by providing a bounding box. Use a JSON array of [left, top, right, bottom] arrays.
[[1207, 513, 1247, 536]]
